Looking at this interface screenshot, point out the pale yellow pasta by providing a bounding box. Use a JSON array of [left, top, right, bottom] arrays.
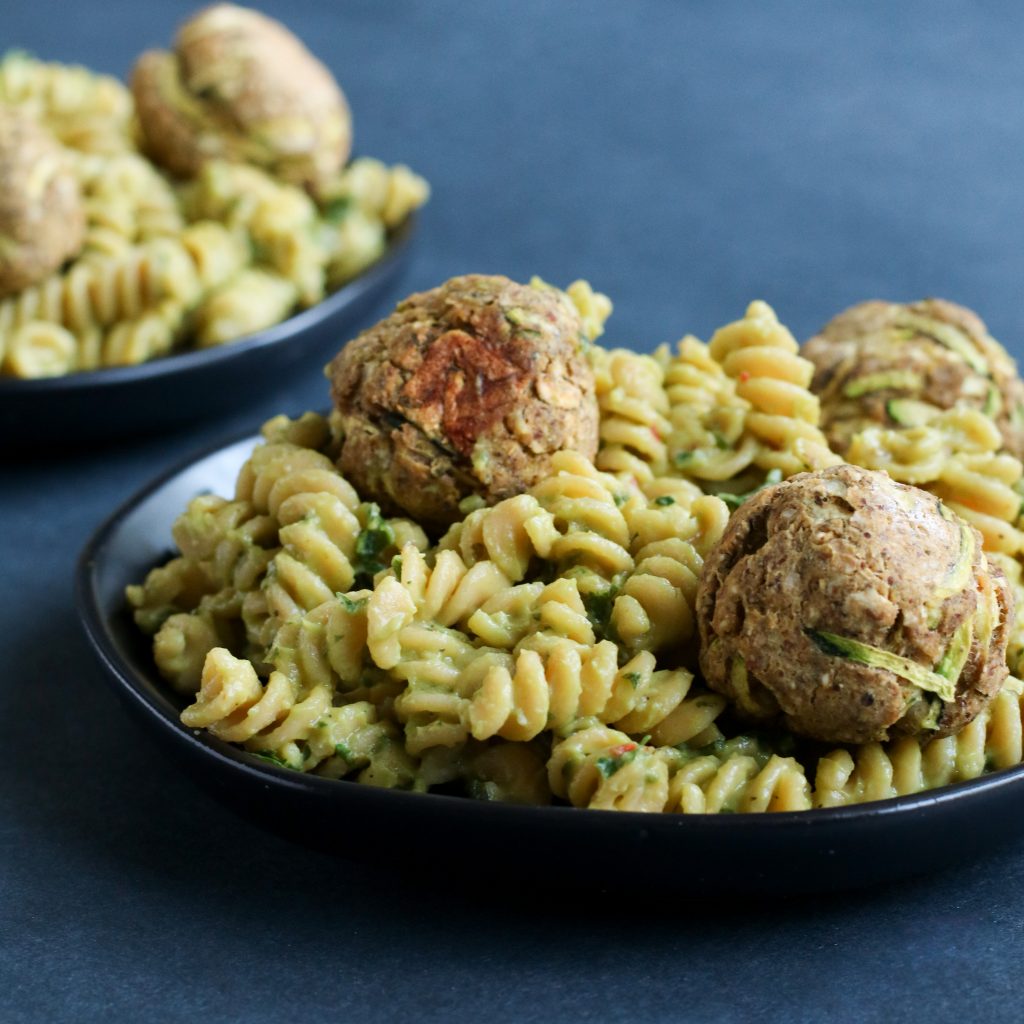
[[990, 554, 1024, 677], [565, 279, 613, 342], [194, 269, 299, 346], [846, 406, 1024, 556], [0, 52, 134, 155], [666, 752, 812, 813], [126, 556, 218, 635], [318, 157, 430, 230], [2, 321, 76, 378], [324, 208, 388, 288], [708, 301, 841, 477], [179, 221, 251, 292], [153, 609, 237, 694], [100, 299, 185, 367], [590, 346, 671, 484], [661, 334, 758, 482], [549, 726, 811, 813], [0, 236, 200, 351], [129, 297, 1024, 814], [813, 678, 1024, 807], [0, 55, 428, 377], [184, 161, 326, 304], [463, 741, 553, 804]]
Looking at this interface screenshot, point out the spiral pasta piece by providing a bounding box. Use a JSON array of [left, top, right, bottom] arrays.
[[440, 451, 637, 583], [184, 161, 326, 305], [590, 346, 671, 484], [610, 492, 729, 655], [317, 156, 431, 231], [1, 321, 76, 378], [462, 740, 553, 804], [548, 727, 673, 811], [845, 407, 1024, 556], [708, 300, 841, 476], [100, 299, 185, 367], [565, 279, 613, 342], [549, 726, 811, 813], [470, 641, 694, 744], [234, 440, 428, 645], [813, 678, 1024, 807], [666, 751, 812, 813], [661, 335, 758, 482]]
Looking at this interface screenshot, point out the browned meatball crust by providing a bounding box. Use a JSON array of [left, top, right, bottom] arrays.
[[132, 3, 351, 185], [327, 275, 599, 529], [0, 108, 84, 297], [803, 298, 1024, 458], [697, 464, 1011, 745]]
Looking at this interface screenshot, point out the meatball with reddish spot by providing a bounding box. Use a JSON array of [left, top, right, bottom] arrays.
[[326, 274, 600, 529], [696, 464, 1012, 745]]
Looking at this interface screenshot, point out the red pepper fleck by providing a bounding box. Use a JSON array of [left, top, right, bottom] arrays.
[[608, 743, 637, 757], [738, 370, 751, 382]]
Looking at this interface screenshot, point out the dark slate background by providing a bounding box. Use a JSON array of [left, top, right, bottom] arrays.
[[4, 2, 1024, 1021]]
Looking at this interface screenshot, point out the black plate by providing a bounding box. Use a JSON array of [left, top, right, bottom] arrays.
[[1, 216, 415, 448], [76, 427, 1024, 895]]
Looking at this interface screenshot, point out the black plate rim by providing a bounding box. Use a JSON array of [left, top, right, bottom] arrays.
[[0, 214, 415, 394], [74, 424, 1024, 835]]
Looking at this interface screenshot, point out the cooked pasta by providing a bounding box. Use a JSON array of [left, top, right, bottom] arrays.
[[0, 53, 428, 377], [317, 156, 430, 231], [193, 269, 299, 348], [1, 321, 76, 378], [590, 346, 671, 484], [132, 291, 1024, 815], [0, 52, 134, 155], [814, 678, 1024, 807], [661, 335, 758, 483], [707, 300, 841, 478]]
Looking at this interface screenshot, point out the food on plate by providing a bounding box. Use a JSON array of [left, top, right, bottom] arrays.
[[804, 298, 1024, 459], [697, 463, 1011, 744], [0, 13, 427, 379], [326, 274, 604, 528], [132, 3, 351, 185], [0, 107, 84, 298], [125, 291, 1024, 813]]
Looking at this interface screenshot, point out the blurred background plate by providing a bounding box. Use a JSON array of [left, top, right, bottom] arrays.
[[0, 215, 415, 451], [75, 425, 1024, 896]]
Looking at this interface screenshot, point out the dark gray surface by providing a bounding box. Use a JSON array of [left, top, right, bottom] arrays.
[[4, 2, 1024, 1021]]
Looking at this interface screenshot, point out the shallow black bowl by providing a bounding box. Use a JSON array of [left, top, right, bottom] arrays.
[[76, 427, 1024, 895], [1, 216, 415, 449]]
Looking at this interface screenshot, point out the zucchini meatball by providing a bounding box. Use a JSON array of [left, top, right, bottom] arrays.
[[697, 464, 1011, 745], [803, 299, 1024, 458], [132, 3, 351, 185], [0, 108, 84, 297], [327, 274, 599, 529]]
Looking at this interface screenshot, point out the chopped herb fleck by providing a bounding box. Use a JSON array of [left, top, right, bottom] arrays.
[[717, 468, 783, 510], [596, 743, 640, 778], [334, 740, 357, 765], [336, 592, 368, 614], [322, 195, 353, 223], [352, 503, 396, 586], [252, 750, 293, 770]]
